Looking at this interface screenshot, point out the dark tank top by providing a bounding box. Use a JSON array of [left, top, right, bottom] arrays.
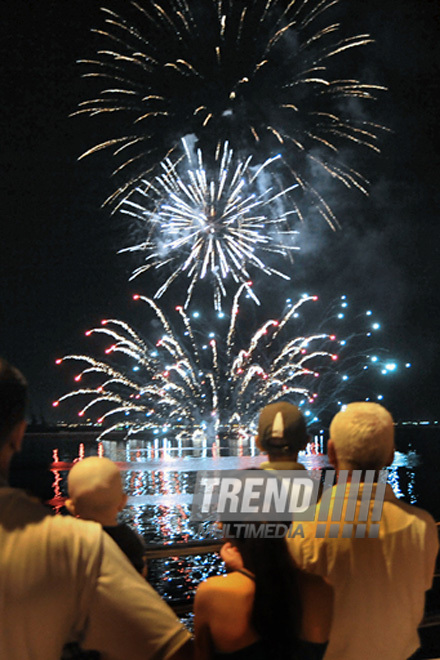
[[213, 640, 267, 660], [213, 639, 327, 660], [212, 570, 266, 659], [212, 569, 327, 660], [212, 640, 327, 660]]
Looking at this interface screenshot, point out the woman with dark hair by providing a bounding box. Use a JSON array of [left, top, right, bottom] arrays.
[[194, 523, 330, 660]]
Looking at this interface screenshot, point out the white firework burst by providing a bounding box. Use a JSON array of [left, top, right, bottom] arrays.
[[119, 139, 300, 309]]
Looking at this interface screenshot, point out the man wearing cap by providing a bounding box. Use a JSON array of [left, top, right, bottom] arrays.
[[287, 402, 438, 660], [0, 357, 191, 660], [256, 401, 309, 470], [257, 401, 333, 651]]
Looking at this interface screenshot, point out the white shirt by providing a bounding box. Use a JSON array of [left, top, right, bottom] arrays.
[[0, 487, 191, 660], [288, 483, 439, 660]]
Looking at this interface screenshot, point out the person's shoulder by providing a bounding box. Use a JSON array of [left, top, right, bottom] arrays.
[[386, 496, 439, 546], [408, 504, 438, 536], [120, 522, 145, 542], [48, 513, 104, 547], [0, 487, 52, 525], [53, 514, 102, 533], [195, 573, 255, 622], [0, 485, 45, 508], [194, 575, 220, 613], [197, 573, 253, 599], [196, 574, 230, 597], [0, 488, 104, 554], [105, 522, 146, 550], [389, 496, 437, 528], [105, 522, 136, 538], [411, 504, 437, 525]]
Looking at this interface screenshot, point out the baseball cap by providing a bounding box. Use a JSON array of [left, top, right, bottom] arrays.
[[257, 402, 308, 453]]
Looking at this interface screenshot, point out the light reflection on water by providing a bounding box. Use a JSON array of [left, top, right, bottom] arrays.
[[116, 449, 419, 544], [11, 430, 439, 607], [14, 436, 425, 542]]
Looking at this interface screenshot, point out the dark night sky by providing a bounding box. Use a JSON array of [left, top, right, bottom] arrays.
[[0, 0, 439, 423]]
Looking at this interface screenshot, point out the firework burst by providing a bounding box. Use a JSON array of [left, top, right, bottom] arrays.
[[74, 0, 387, 221], [54, 286, 337, 441], [54, 288, 402, 442], [119, 139, 300, 309]]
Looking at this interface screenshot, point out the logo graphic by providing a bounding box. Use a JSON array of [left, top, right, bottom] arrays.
[[191, 470, 387, 538]]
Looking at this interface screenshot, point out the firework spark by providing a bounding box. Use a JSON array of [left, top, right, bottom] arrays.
[[54, 288, 401, 442], [119, 139, 300, 309], [74, 0, 387, 221]]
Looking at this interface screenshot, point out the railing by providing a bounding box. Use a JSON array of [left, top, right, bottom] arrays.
[[145, 537, 440, 629], [145, 539, 222, 559]]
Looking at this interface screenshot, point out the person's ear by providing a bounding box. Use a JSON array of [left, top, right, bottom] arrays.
[[327, 440, 338, 470], [220, 542, 244, 571], [385, 447, 394, 467], [9, 420, 27, 453], [118, 493, 128, 511], [65, 498, 77, 517], [255, 435, 263, 452], [220, 541, 233, 561]]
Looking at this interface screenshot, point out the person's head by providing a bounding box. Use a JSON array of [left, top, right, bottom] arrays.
[[328, 402, 395, 471], [66, 456, 127, 526], [0, 358, 28, 473], [221, 523, 293, 576], [256, 401, 308, 461]]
